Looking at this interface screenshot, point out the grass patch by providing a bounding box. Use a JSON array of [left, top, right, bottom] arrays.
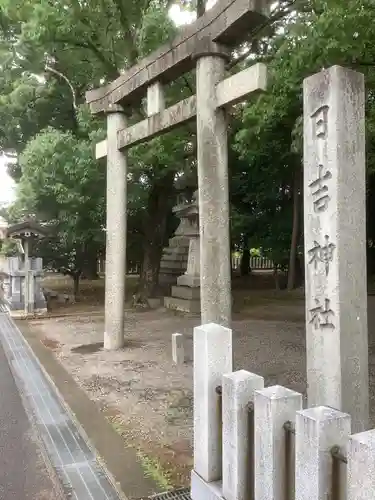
[[105, 411, 174, 491], [105, 412, 126, 437], [137, 452, 173, 492]]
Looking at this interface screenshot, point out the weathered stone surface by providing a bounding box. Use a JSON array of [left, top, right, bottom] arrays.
[[147, 81, 165, 116], [164, 244, 190, 254], [96, 63, 267, 155], [118, 96, 197, 150], [216, 63, 267, 108], [197, 53, 231, 327], [96, 139, 107, 160], [168, 237, 191, 249], [161, 268, 187, 277], [186, 237, 200, 276], [171, 285, 200, 301], [295, 407, 351, 500], [348, 430, 375, 500], [303, 66, 369, 432], [177, 274, 200, 287], [163, 296, 200, 313], [3, 257, 47, 317], [159, 261, 187, 270], [193, 323, 232, 482], [86, 0, 269, 113], [164, 193, 200, 308], [159, 201, 193, 290], [222, 371, 264, 500], [191, 471, 222, 500], [160, 253, 188, 263], [172, 333, 185, 365], [254, 386, 302, 500], [104, 111, 127, 350]]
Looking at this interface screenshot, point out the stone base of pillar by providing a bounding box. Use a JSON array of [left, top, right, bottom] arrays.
[[8, 307, 48, 319], [190, 470, 222, 500]]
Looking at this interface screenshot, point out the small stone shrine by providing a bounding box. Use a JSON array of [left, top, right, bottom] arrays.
[[3, 219, 48, 317], [164, 190, 200, 313]]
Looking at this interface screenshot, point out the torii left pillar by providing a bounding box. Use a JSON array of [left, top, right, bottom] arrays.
[[104, 105, 127, 350]]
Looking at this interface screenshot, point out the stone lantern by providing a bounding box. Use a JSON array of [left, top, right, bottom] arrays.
[[4, 219, 48, 317], [164, 190, 201, 313]]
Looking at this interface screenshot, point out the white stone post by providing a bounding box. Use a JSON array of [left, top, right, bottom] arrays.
[[348, 430, 375, 499], [222, 370, 264, 500], [193, 322, 232, 482], [172, 333, 185, 364], [104, 106, 127, 350], [254, 385, 302, 500], [295, 406, 351, 500], [303, 65, 369, 432], [28, 269, 34, 313], [196, 41, 231, 328], [24, 238, 29, 315]]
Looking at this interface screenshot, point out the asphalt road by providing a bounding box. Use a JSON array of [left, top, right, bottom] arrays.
[[0, 340, 63, 499]]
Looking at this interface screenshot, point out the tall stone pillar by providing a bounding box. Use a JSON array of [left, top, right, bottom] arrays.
[[196, 41, 231, 328], [303, 66, 368, 432], [104, 106, 127, 350]]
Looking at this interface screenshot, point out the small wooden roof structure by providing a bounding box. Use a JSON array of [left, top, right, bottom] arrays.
[[6, 219, 49, 240]]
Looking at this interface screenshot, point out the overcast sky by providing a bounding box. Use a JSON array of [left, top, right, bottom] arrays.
[[0, 0, 217, 207]]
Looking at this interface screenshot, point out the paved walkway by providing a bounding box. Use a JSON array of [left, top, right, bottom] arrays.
[[0, 324, 63, 499], [0, 310, 124, 499]]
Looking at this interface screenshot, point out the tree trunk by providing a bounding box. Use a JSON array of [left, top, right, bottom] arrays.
[[287, 166, 302, 290], [197, 0, 206, 17], [138, 170, 175, 303], [72, 271, 80, 299], [240, 238, 250, 276], [82, 243, 99, 279], [273, 265, 280, 290]]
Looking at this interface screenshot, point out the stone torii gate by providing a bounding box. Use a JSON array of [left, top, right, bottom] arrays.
[[86, 0, 269, 349]]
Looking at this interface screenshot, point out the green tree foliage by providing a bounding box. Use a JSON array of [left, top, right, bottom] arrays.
[[4, 0, 375, 297], [0, 0, 195, 297], [13, 126, 105, 288], [234, 0, 375, 286]]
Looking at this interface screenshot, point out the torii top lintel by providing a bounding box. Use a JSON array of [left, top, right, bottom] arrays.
[[85, 0, 269, 114]]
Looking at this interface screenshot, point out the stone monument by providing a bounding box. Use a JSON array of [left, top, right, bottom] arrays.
[[164, 190, 200, 313], [159, 193, 196, 291], [303, 66, 369, 432], [3, 219, 48, 317]]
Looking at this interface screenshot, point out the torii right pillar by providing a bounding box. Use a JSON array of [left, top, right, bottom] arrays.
[[196, 40, 232, 328]]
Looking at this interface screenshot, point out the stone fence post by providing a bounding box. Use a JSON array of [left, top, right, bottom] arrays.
[[295, 407, 351, 500], [348, 430, 375, 500], [192, 323, 232, 483], [254, 386, 302, 500]]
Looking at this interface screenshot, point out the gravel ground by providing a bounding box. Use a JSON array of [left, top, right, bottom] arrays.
[[27, 297, 375, 487]]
